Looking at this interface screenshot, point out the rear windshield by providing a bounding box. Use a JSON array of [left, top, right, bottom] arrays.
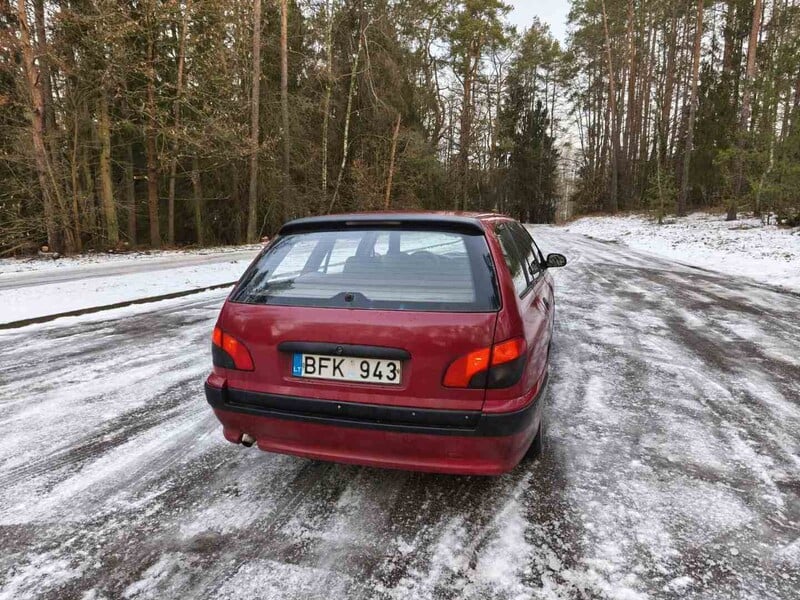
[[232, 228, 499, 312]]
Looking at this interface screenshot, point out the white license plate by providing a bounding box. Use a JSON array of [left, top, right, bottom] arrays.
[[292, 353, 402, 385]]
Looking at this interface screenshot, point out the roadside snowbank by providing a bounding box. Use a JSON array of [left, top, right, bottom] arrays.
[[562, 213, 800, 292], [0, 244, 261, 276], [1, 255, 253, 325]]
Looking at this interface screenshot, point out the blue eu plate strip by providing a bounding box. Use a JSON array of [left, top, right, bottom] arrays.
[[292, 353, 303, 376]]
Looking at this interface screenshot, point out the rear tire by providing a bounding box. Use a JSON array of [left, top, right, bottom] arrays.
[[526, 417, 545, 460]]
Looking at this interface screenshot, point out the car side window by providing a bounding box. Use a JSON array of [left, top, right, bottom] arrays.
[[531, 236, 545, 264], [495, 225, 528, 295], [509, 223, 542, 281]]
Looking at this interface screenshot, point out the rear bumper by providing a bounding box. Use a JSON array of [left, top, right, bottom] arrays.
[[205, 377, 545, 475]]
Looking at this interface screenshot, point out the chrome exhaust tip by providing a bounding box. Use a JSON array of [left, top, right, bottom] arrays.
[[241, 433, 256, 448]]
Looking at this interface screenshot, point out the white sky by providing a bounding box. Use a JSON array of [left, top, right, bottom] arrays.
[[507, 0, 571, 44]]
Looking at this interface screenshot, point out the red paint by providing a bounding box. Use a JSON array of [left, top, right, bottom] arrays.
[[217, 306, 495, 411], [211, 403, 540, 476], [206, 213, 557, 475]]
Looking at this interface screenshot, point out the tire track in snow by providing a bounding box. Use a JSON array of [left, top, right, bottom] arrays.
[[0, 377, 204, 491]]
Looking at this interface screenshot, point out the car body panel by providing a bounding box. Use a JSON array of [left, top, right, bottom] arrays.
[[206, 374, 547, 476], [481, 218, 554, 413], [217, 303, 497, 411]]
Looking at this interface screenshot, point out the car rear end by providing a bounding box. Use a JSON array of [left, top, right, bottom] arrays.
[[205, 214, 545, 475]]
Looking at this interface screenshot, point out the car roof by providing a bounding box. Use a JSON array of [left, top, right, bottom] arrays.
[[278, 211, 509, 235]]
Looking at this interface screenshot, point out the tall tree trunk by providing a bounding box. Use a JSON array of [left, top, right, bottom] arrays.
[[232, 164, 243, 242], [731, 0, 764, 220], [621, 0, 636, 204], [145, 33, 161, 247], [669, 16, 690, 158], [590, 60, 596, 171], [679, 0, 704, 217], [70, 110, 83, 251], [755, 0, 783, 215], [638, 23, 655, 169], [16, 0, 62, 251], [780, 43, 797, 140], [457, 46, 478, 211], [660, 6, 678, 164], [600, 0, 619, 212], [328, 22, 363, 214], [321, 0, 334, 204], [167, 0, 192, 246], [97, 87, 120, 246], [739, 0, 763, 133], [384, 113, 401, 209], [80, 99, 98, 241], [33, 0, 62, 188], [280, 0, 290, 219], [124, 142, 137, 245], [191, 156, 204, 245], [247, 0, 262, 242], [791, 68, 800, 131], [722, 0, 737, 76]]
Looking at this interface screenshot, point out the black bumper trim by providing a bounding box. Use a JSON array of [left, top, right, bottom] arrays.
[[205, 375, 546, 437]]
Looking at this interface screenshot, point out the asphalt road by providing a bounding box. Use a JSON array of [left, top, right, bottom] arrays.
[[0, 229, 797, 599]]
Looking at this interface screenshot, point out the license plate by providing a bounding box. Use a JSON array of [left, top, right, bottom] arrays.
[[292, 353, 402, 385]]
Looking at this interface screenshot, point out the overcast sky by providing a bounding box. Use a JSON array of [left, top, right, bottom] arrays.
[[507, 0, 571, 44]]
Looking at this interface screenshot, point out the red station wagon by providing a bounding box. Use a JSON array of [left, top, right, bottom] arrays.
[[204, 213, 566, 475]]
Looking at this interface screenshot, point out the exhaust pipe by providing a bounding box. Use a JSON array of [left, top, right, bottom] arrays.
[[241, 433, 256, 448]]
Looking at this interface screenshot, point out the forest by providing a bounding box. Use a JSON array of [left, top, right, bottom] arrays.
[[1, 0, 798, 254]]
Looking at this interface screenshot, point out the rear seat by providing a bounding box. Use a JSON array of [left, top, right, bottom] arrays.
[[342, 252, 470, 281], [342, 255, 382, 275]]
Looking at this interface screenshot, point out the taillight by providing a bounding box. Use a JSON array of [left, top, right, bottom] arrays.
[[212, 326, 255, 371], [491, 338, 524, 365], [485, 337, 526, 388], [443, 337, 526, 389], [443, 347, 491, 388]]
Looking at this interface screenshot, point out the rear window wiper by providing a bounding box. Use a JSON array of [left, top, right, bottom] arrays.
[[243, 279, 296, 302]]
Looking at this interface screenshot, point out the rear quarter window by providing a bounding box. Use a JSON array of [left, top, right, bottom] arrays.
[[233, 228, 499, 312], [495, 226, 528, 295], [509, 223, 543, 281]]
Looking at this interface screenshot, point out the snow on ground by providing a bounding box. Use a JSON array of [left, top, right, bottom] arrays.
[[0, 228, 797, 599], [562, 212, 800, 292], [0, 244, 261, 276], [0, 251, 256, 325]]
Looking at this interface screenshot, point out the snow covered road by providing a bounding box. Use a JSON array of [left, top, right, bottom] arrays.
[[0, 229, 797, 599]]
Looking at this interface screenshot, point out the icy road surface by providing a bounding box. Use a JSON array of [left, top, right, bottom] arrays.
[[0, 229, 798, 599]]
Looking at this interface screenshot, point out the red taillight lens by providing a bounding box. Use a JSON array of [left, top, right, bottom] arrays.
[[222, 334, 255, 371], [212, 326, 255, 371], [491, 337, 524, 366], [443, 337, 526, 388], [443, 347, 491, 387]]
